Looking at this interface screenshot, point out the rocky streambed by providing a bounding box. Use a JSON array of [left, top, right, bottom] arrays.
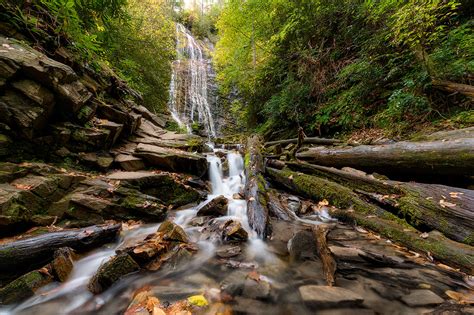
[[0, 146, 472, 315]]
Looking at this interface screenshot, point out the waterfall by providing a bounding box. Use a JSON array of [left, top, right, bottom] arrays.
[[168, 23, 217, 138]]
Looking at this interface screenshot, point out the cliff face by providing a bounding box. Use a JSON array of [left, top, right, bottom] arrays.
[[0, 36, 209, 236]]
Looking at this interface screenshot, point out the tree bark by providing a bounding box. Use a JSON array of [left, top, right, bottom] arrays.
[[0, 224, 121, 274], [244, 135, 270, 238], [297, 138, 474, 176], [265, 137, 342, 147], [265, 167, 474, 272], [276, 161, 474, 245]]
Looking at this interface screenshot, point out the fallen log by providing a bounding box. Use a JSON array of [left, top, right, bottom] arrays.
[[313, 224, 337, 286], [0, 224, 121, 274], [265, 137, 342, 147], [432, 79, 474, 99], [282, 161, 474, 245], [244, 135, 271, 238], [297, 138, 474, 176], [265, 167, 474, 272]]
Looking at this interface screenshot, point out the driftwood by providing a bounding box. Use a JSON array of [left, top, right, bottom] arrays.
[[265, 137, 342, 147], [0, 224, 121, 274], [244, 135, 270, 238], [281, 161, 474, 245], [297, 138, 474, 176], [265, 167, 474, 272], [313, 224, 337, 286]]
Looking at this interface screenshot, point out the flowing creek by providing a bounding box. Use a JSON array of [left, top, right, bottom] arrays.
[[1, 147, 472, 314]]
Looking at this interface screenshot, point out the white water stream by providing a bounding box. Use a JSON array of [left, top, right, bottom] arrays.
[[168, 23, 217, 137]]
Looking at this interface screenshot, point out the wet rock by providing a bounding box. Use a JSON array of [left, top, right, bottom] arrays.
[[135, 143, 207, 177], [114, 154, 145, 171], [242, 277, 271, 300], [216, 245, 241, 258], [120, 221, 195, 271], [0, 270, 54, 304], [286, 195, 301, 213], [107, 171, 201, 208], [157, 220, 189, 243], [299, 285, 364, 307], [88, 253, 140, 294], [51, 247, 75, 282], [400, 289, 444, 307], [222, 220, 248, 242], [197, 195, 228, 217], [232, 192, 244, 200], [288, 230, 317, 262]]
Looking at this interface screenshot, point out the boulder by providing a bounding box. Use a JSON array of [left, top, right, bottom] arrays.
[[135, 143, 207, 177], [196, 195, 228, 217], [222, 220, 248, 242], [0, 270, 53, 304], [88, 253, 140, 294], [107, 171, 201, 207], [299, 285, 364, 307]]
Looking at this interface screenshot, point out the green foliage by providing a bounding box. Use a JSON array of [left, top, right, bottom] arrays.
[[101, 0, 175, 112], [214, 0, 473, 137]]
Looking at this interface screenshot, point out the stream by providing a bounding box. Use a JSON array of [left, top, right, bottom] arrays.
[[3, 145, 470, 314]]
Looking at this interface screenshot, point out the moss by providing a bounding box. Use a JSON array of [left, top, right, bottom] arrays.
[[0, 270, 52, 304], [244, 152, 251, 168]]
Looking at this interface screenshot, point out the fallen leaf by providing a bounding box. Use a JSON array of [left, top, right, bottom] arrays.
[[445, 290, 474, 304], [247, 270, 261, 282], [318, 199, 329, 206], [449, 192, 464, 199], [187, 295, 208, 307], [420, 232, 429, 239]]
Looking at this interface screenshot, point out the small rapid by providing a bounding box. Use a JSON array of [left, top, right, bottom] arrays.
[[1, 147, 276, 314]]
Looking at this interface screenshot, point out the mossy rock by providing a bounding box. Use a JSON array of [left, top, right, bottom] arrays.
[[0, 270, 53, 304], [88, 253, 140, 294]]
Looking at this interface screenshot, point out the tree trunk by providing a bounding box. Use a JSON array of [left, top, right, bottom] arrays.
[[244, 135, 270, 238], [265, 167, 474, 272], [0, 224, 121, 274], [297, 138, 474, 176], [265, 137, 342, 147]]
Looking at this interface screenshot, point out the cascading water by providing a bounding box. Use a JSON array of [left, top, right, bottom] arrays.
[[168, 23, 218, 138]]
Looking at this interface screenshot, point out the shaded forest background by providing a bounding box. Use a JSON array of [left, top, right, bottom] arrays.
[[1, 0, 473, 140]]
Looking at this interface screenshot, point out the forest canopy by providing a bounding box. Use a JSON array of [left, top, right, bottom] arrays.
[[214, 0, 474, 138]]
